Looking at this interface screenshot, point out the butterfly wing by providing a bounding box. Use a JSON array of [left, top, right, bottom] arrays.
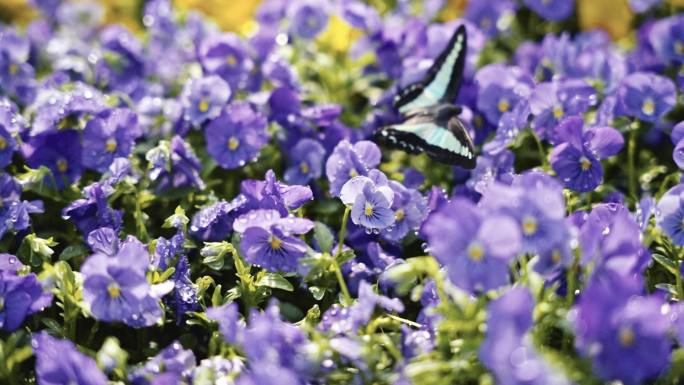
[[376, 113, 476, 169], [393, 25, 468, 115]]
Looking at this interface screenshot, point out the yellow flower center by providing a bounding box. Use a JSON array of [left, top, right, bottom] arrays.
[[364, 202, 374, 217], [349, 169, 359, 178], [0, 137, 6, 150], [474, 115, 484, 128], [497, 99, 510, 113], [56, 158, 68, 173], [641, 98, 655, 116], [468, 243, 484, 262], [198, 99, 210, 113], [226, 54, 237, 66], [8, 63, 18, 75], [269, 236, 282, 250], [675, 41, 684, 55], [522, 216, 538, 236], [395, 209, 405, 222], [227, 137, 239, 151], [105, 138, 117, 153], [580, 156, 591, 171], [551, 249, 562, 263], [552, 105, 564, 119], [108, 283, 121, 298], [299, 162, 310, 174], [618, 326, 635, 347]]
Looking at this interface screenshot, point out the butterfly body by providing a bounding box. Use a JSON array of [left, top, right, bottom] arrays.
[[375, 25, 477, 169]]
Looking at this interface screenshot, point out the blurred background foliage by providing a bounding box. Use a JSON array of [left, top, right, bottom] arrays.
[[0, 0, 683, 43]]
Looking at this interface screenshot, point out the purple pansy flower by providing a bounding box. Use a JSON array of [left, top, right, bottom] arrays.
[[147, 135, 205, 192], [0, 173, 43, 239], [239, 169, 313, 216], [82, 108, 142, 172], [199, 33, 252, 91], [464, 0, 516, 37], [340, 173, 396, 231], [0, 254, 52, 331], [422, 198, 521, 293], [475, 64, 533, 126], [287, 0, 329, 40], [656, 184, 684, 245], [629, 0, 662, 12], [549, 116, 624, 192], [62, 182, 123, 237], [22, 130, 83, 189], [27, 85, 104, 136], [33, 332, 108, 385], [0, 123, 17, 168], [617, 72, 677, 123], [189, 198, 245, 242], [326, 140, 382, 196], [205, 102, 269, 169], [529, 79, 596, 143], [181, 75, 231, 127], [284, 138, 326, 185], [234, 209, 314, 272], [95, 26, 145, 95], [573, 270, 671, 385], [524, 0, 574, 21], [649, 15, 684, 64], [206, 302, 244, 345], [129, 341, 196, 385], [382, 181, 427, 241], [81, 236, 171, 327]]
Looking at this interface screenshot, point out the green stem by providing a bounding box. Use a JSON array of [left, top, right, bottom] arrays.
[[676, 262, 684, 301], [531, 131, 548, 169], [519, 255, 529, 285], [628, 128, 637, 200], [333, 207, 353, 305], [566, 254, 580, 307]]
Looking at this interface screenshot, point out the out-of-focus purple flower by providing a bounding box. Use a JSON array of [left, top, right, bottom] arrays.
[[635, 196, 655, 232], [422, 198, 521, 293], [480, 287, 570, 385], [656, 184, 684, 245], [475, 64, 534, 126], [0, 120, 17, 169], [464, 0, 516, 37], [82, 108, 142, 172], [206, 302, 244, 345], [465, 149, 516, 194], [27, 85, 104, 136], [95, 26, 145, 95], [617, 72, 677, 122], [284, 138, 326, 185], [524, 0, 574, 21], [199, 33, 252, 91], [235, 209, 313, 272], [649, 15, 684, 64], [181, 75, 231, 127], [340, 173, 395, 231], [629, 0, 662, 12], [22, 130, 82, 189], [62, 182, 122, 237], [147, 135, 205, 192], [193, 357, 244, 385], [573, 270, 671, 384], [81, 236, 171, 327], [349, 280, 404, 329], [340, 1, 380, 32], [205, 102, 269, 169], [33, 332, 108, 385], [326, 140, 381, 196], [580, 203, 649, 275], [550, 116, 623, 192], [129, 341, 196, 385], [0, 254, 52, 331], [287, 0, 329, 40], [529, 79, 596, 142]]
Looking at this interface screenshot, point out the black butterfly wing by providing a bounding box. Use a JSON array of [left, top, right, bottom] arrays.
[[393, 25, 468, 115], [375, 111, 476, 169]]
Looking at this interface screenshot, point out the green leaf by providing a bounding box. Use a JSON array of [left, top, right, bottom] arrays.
[[211, 284, 223, 307], [200, 241, 235, 270], [336, 249, 355, 265], [313, 222, 334, 253], [652, 253, 679, 275], [256, 273, 294, 292], [59, 244, 88, 261], [655, 283, 679, 296]]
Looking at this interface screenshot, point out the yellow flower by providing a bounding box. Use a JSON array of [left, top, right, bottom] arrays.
[[577, 0, 634, 40], [316, 16, 360, 53], [175, 0, 261, 32]]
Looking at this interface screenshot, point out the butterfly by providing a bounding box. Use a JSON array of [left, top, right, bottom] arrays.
[[375, 25, 476, 169]]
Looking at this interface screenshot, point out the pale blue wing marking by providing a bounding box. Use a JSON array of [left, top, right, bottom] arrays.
[[398, 34, 465, 115], [392, 122, 465, 155]]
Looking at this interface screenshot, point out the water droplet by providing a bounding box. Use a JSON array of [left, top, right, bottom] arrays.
[[372, 228, 380, 235], [365, 228, 372, 235], [8, 257, 16, 264]]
